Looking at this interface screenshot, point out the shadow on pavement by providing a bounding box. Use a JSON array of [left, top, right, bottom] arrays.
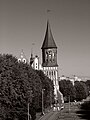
[[76, 101, 90, 120]]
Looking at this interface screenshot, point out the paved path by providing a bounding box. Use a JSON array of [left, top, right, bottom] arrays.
[[38, 103, 87, 120], [39, 110, 60, 120]]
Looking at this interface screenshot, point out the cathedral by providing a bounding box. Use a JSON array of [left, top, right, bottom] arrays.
[[18, 20, 64, 104]]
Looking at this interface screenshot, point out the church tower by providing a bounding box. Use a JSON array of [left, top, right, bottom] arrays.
[[41, 20, 59, 98], [30, 54, 40, 70], [18, 49, 28, 63]]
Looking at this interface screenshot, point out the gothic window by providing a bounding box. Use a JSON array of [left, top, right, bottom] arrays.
[[52, 52, 55, 62], [49, 71, 50, 76], [23, 59, 26, 63], [48, 50, 52, 62], [46, 71, 48, 76], [49, 54, 52, 62], [45, 51, 48, 62], [52, 71, 53, 76]]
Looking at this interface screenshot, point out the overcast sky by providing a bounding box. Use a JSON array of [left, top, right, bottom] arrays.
[[0, 0, 90, 77]]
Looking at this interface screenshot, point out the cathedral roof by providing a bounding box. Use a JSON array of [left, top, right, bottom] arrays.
[[41, 20, 57, 49]]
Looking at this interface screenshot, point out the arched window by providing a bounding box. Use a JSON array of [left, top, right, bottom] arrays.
[[52, 71, 53, 76], [18, 59, 21, 62], [23, 59, 26, 63]]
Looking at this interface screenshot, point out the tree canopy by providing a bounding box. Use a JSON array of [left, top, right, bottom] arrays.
[[0, 54, 49, 120], [74, 81, 88, 101], [59, 79, 89, 102], [35, 70, 54, 108], [59, 80, 75, 102]]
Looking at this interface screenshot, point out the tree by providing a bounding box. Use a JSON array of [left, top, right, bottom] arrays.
[[59, 80, 75, 102], [74, 81, 88, 101], [36, 70, 54, 109], [86, 80, 90, 95], [0, 54, 42, 120], [80, 81, 88, 97]]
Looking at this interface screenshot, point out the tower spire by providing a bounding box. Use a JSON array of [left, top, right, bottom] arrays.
[[30, 43, 35, 65], [41, 20, 57, 49]]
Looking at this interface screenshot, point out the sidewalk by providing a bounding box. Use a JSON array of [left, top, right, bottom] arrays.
[[36, 107, 53, 120], [36, 102, 90, 120]]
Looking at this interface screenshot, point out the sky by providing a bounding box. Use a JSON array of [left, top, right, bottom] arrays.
[[0, 0, 90, 77]]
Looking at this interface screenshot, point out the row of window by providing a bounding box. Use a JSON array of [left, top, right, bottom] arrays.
[[18, 58, 26, 63], [45, 70, 56, 77]]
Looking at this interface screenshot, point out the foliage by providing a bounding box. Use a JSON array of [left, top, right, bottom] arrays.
[[74, 81, 88, 101], [0, 54, 42, 120], [86, 80, 90, 95], [59, 80, 75, 102], [35, 70, 54, 108], [59, 79, 89, 102], [0, 54, 55, 120]]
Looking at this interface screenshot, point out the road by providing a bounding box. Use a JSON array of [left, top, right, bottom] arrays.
[[38, 103, 87, 120], [39, 110, 60, 120]]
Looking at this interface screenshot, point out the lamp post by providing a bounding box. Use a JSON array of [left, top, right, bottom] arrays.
[[27, 90, 32, 120], [28, 103, 29, 120], [28, 103, 31, 120], [69, 95, 70, 112], [42, 89, 45, 115]]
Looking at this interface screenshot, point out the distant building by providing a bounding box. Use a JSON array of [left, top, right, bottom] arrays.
[[60, 75, 67, 80], [18, 49, 28, 63], [59, 75, 82, 86], [30, 54, 40, 70], [74, 76, 81, 81]]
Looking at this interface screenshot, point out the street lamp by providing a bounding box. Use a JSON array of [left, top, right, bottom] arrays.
[[28, 103, 30, 120], [28, 90, 32, 120], [69, 95, 70, 112], [42, 89, 45, 115]]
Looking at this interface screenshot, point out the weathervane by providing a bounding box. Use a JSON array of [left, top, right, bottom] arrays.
[[47, 9, 51, 13], [46, 9, 51, 20]]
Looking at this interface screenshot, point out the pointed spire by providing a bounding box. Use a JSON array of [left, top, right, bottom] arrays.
[[20, 49, 26, 59], [30, 53, 34, 65], [41, 20, 57, 49], [31, 53, 33, 58]]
